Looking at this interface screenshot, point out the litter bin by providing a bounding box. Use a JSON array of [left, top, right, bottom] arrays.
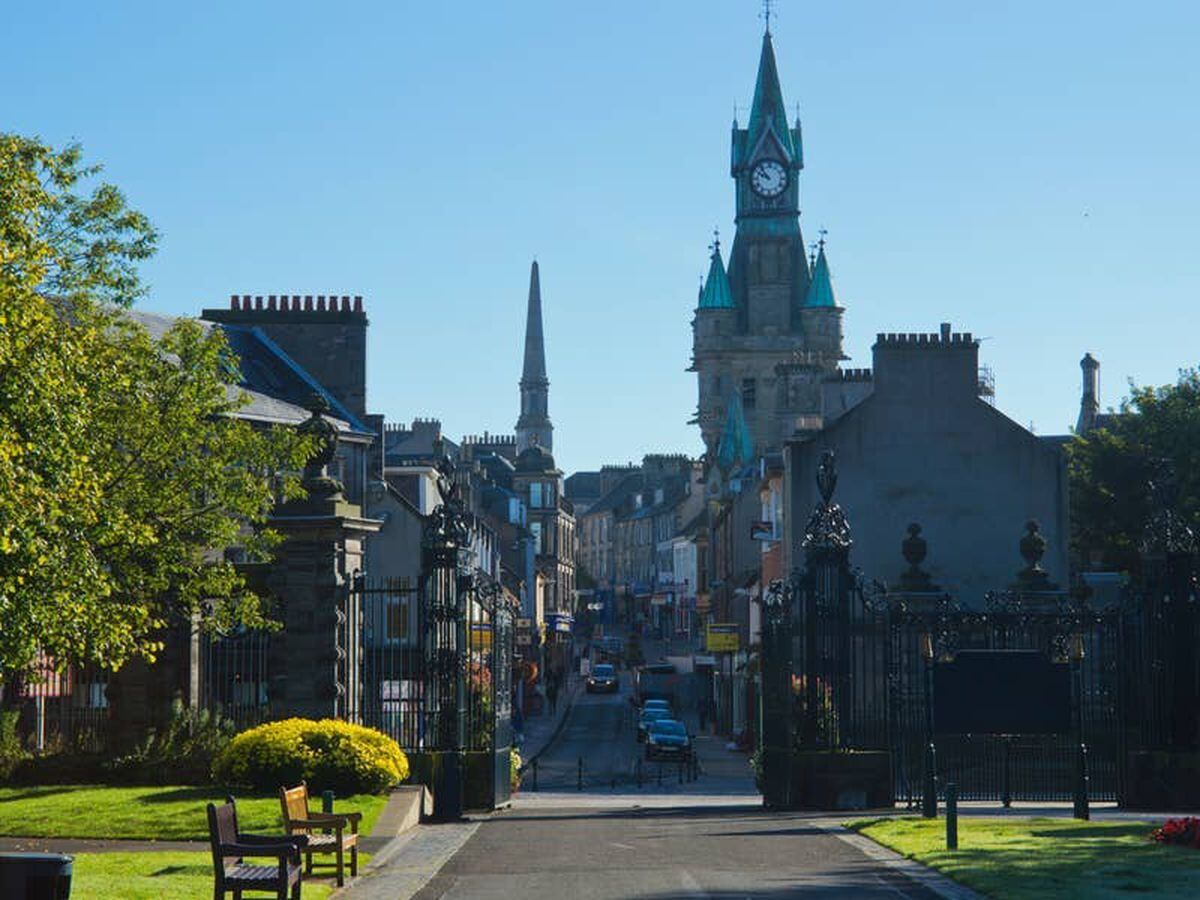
[[0, 852, 73, 899]]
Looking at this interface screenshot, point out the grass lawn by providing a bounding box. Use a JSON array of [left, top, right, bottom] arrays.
[[848, 816, 1200, 899], [0, 785, 389, 841], [71, 851, 370, 899]]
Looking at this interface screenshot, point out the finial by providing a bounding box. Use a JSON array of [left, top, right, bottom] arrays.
[[709, 226, 721, 256], [818, 227, 828, 251], [761, 0, 773, 35], [733, 102, 740, 127], [808, 243, 818, 267]]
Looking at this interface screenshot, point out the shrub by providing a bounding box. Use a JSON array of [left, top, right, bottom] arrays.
[[1152, 817, 1200, 848], [510, 749, 522, 792], [0, 709, 30, 781], [213, 719, 408, 795], [107, 698, 234, 784]]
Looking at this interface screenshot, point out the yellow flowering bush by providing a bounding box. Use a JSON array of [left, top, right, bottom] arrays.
[[212, 718, 409, 794]]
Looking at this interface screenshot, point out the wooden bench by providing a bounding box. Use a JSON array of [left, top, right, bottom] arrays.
[[279, 782, 361, 887], [208, 796, 306, 899]]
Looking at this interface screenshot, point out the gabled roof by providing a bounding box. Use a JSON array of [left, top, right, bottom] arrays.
[[698, 244, 735, 310], [803, 241, 837, 309]]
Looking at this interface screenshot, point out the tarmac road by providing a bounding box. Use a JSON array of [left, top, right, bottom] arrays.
[[528, 669, 642, 791]]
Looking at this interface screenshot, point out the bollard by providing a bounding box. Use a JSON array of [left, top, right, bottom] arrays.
[[322, 790, 335, 815], [922, 742, 938, 819], [611, 777, 616, 791], [1001, 738, 1012, 808], [532, 759, 539, 793], [637, 758, 643, 789], [945, 782, 958, 850], [578, 757, 583, 791], [1074, 743, 1090, 820]]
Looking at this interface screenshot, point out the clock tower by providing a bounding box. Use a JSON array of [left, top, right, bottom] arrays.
[[691, 26, 845, 457]]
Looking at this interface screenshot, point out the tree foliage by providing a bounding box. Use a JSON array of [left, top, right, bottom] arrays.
[[1067, 369, 1200, 572], [0, 134, 313, 675]]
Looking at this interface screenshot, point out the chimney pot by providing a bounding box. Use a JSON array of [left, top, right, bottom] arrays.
[[317, 297, 326, 311], [940, 322, 952, 341], [305, 295, 313, 311], [255, 296, 264, 310]]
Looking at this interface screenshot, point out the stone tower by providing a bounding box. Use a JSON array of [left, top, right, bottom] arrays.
[[690, 28, 845, 458], [516, 260, 553, 453]]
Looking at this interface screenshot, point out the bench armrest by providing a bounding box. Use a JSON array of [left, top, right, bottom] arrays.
[[219, 841, 299, 860], [240, 832, 309, 850], [288, 816, 347, 831]]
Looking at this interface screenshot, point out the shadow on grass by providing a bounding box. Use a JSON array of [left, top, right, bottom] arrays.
[[0, 786, 79, 803]]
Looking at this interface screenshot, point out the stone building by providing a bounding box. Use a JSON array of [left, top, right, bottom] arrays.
[[784, 326, 1070, 600], [690, 28, 855, 458]]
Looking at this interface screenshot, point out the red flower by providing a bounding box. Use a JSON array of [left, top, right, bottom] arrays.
[[1151, 817, 1200, 848]]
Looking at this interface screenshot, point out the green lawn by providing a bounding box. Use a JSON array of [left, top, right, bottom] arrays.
[[0, 785, 388, 841], [849, 816, 1200, 899], [72, 851, 368, 899]]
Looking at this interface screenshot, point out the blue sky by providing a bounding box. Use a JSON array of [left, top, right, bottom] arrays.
[[7, 1, 1199, 475]]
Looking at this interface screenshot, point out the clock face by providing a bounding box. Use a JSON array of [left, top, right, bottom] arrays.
[[751, 159, 788, 198]]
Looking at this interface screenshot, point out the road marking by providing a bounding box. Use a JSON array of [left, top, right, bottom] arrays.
[[610, 841, 636, 850], [678, 869, 708, 898]]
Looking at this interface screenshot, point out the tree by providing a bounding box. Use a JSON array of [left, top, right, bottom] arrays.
[[1067, 369, 1200, 572], [0, 134, 313, 676]]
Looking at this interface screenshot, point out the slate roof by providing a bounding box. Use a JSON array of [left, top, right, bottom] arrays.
[[717, 392, 755, 471], [127, 310, 368, 435]]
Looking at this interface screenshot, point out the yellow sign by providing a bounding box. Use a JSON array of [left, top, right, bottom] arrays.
[[706, 623, 739, 653], [470, 623, 493, 651]]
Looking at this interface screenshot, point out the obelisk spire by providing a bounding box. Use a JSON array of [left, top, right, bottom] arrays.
[[516, 260, 553, 453]]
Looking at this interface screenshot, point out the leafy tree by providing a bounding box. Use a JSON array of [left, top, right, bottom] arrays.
[[0, 134, 313, 677], [1067, 369, 1200, 572]]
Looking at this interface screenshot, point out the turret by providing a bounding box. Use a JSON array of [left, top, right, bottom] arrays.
[[692, 237, 738, 454], [798, 239, 844, 360]]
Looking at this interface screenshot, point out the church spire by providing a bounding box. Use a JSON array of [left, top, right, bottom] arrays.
[[516, 260, 552, 453], [746, 29, 797, 163]]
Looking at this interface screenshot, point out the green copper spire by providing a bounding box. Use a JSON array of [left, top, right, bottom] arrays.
[[698, 236, 735, 310], [803, 238, 837, 308], [746, 31, 796, 163], [717, 391, 754, 471]]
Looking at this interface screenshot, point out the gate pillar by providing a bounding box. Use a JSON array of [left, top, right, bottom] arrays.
[[760, 579, 794, 808], [268, 398, 381, 721]]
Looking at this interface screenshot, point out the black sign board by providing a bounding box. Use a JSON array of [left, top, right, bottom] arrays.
[[933, 650, 1071, 735]]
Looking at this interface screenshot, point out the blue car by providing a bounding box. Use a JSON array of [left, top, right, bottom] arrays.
[[646, 718, 692, 760]]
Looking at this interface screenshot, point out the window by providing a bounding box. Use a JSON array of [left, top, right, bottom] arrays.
[[742, 378, 757, 410], [530, 522, 543, 554], [530, 483, 543, 508]]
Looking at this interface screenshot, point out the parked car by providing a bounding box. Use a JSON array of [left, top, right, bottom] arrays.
[[636, 706, 671, 742], [586, 663, 619, 694], [645, 719, 692, 761]]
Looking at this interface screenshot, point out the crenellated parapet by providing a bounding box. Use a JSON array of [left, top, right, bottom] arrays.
[[223, 294, 365, 316]]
